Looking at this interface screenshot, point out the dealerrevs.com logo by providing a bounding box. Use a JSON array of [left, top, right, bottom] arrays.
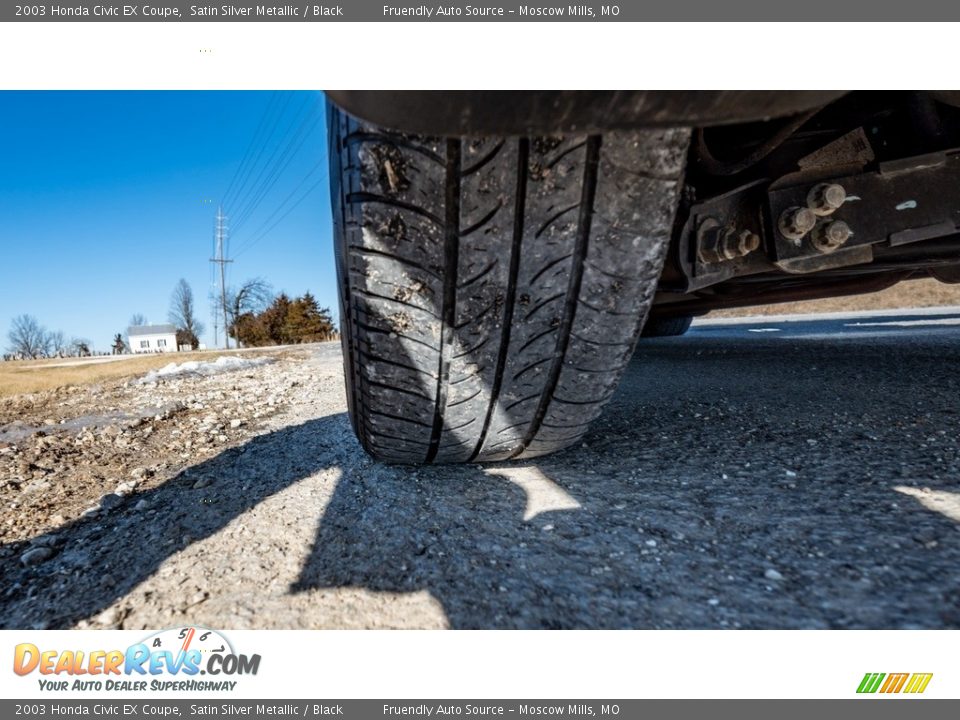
[[857, 673, 933, 695], [13, 627, 260, 692]]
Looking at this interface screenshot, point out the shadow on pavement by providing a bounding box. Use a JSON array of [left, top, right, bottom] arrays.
[[0, 413, 352, 629], [4, 320, 960, 629], [294, 323, 960, 628]]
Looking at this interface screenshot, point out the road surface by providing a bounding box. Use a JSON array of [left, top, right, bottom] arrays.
[[2, 310, 959, 629]]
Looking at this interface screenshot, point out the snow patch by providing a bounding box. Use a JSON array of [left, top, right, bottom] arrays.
[[139, 355, 275, 383]]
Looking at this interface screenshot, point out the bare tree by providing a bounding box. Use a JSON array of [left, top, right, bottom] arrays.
[[226, 278, 273, 345], [129, 313, 147, 327], [169, 278, 205, 350], [71, 338, 92, 357], [7, 315, 51, 359], [228, 278, 273, 322], [48, 330, 68, 357]]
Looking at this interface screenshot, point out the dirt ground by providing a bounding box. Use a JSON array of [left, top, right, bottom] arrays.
[[0, 347, 313, 549], [0, 349, 285, 398], [2, 326, 959, 630], [712, 277, 960, 317]]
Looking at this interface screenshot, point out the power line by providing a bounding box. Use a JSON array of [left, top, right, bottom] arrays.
[[230, 150, 325, 258], [213, 91, 325, 290], [232, 172, 327, 260], [229, 95, 322, 235], [223, 92, 295, 220], [220, 92, 279, 210], [221, 92, 292, 221]]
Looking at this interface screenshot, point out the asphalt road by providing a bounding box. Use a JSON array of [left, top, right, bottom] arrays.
[[3, 310, 959, 629], [558, 308, 960, 628], [314, 308, 960, 629]]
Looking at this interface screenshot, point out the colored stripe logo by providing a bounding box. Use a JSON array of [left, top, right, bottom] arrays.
[[857, 672, 933, 694]]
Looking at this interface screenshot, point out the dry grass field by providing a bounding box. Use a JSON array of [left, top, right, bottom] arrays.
[[0, 348, 284, 398], [2, 280, 958, 397], [712, 277, 960, 318]]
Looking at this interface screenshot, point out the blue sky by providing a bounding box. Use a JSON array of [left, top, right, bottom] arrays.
[[0, 91, 334, 352]]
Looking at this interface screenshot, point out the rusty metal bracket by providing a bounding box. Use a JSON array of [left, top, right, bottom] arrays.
[[767, 149, 960, 273], [676, 180, 775, 292], [673, 146, 960, 291]]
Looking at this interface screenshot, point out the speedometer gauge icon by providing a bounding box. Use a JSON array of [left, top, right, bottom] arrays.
[[140, 627, 234, 658]]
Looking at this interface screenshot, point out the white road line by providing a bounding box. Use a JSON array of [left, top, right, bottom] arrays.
[[692, 305, 960, 327], [845, 318, 960, 328]]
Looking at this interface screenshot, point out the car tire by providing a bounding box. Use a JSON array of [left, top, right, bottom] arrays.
[[328, 101, 690, 463], [641, 315, 694, 338]]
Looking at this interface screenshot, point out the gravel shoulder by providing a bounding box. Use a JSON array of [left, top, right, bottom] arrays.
[[1, 325, 959, 630]]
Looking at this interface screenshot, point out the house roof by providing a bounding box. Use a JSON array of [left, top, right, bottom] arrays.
[[128, 324, 177, 336]]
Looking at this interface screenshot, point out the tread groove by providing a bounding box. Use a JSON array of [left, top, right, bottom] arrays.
[[367, 409, 433, 428], [352, 288, 442, 321], [453, 337, 489, 359], [348, 246, 442, 280], [459, 201, 504, 237], [455, 301, 496, 329], [578, 298, 637, 316], [517, 325, 559, 354], [448, 388, 483, 407], [512, 355, 554, 382], [361, 380, 432, 401], [515, 135, 602, 457], [462, 140, 505, 176], [425, 138, 462, 463], [529, 252, 574, 285], [344, 132, 445, 164], [524, 291, 566, 321], [456, 258, 498, 289], [583, 260, 637, 282], [354, 319, 441, 352], [505, 392, 542, 412], [544, 140, 587, 169], [448, 417, 477, 432], [569, 331, 634, 347], [345, 192, 445, 226], [535, 204, 580, 239], [357, 350, 438, 379]]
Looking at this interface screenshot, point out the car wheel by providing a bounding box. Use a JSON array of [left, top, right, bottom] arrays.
[[328, 101, 690, 463]]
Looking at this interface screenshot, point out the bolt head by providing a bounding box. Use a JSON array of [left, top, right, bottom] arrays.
[[825, 220, 851, 243], [807, 183, 847, 216], [793, 207, 817, 232], [779, 207, 817, 242], [737, 230, 761, 256], [812, 220, 852, 253]]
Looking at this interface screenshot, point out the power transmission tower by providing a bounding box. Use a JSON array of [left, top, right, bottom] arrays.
[[210, 207, 234, 349]]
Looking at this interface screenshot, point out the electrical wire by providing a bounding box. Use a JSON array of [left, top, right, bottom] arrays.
[[229, 96, 323, 235], [232, 171, 327, 260], [223, 92, 293, 214], [220, 92, 278, 209]]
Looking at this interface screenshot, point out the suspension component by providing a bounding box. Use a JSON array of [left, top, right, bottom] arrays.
[[697, 217, 761, 264], [811, 220, 853, 253], [806, 183, 847, 216], [778, 207, 818, 243]]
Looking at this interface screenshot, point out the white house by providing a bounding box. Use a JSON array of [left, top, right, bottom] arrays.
[[128, 324, 178, 354]]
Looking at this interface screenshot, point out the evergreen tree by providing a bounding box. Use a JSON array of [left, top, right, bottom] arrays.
[[220, 291, 337, 347], [260, 293, 293, 345]]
